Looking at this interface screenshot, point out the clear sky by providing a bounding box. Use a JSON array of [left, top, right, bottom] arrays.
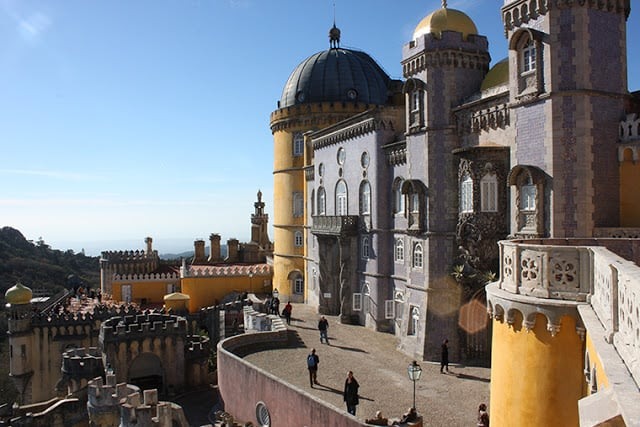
[[1, 0, 639, 255]]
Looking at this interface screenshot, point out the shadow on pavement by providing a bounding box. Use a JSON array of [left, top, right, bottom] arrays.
[[453, 372, 490, 383]]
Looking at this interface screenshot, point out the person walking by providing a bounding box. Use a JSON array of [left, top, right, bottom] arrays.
[[318, 316, 329, 344], [477, 403, 489, 427], [440, 338, 449, 373], [343, 370, 360, 416], [282, 301, 292, 325], [307, 348, 320, 387]]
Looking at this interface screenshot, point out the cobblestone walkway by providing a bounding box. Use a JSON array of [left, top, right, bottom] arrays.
[[243, 303, 490, 426]]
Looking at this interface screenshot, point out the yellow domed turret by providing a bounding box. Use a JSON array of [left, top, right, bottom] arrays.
[[413, 1, 478, 41], [5, 282, 33, 305], [481, 58, 509, 91]]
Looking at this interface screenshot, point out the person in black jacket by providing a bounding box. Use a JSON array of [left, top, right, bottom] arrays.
[[440, 339, 449, 373], [307, 348, 319, 387], [343, 370, 360, 416]]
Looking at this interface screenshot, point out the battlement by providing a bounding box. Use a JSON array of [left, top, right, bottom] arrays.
[[61, 347, 104, 379], [30, 304, 141, 328], [100, 249, 158, 262], [100, 313, 187, 342], [113, 272, 180, 282], [120, 389, 188, 427], [184, 263, 271, 278], [88, 374, 139, 408], [185, 335, 211, 361]]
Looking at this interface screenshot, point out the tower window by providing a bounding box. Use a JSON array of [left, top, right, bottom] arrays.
[[413, 243, 423, 269], [293, 133, 304, 157], [480, 173, 498, 212], [521, 39, 536, 73], [393, 178, 405, 214], [362, 236, 370, 259], [294, 230, 303, 247], [395, 239, 405, 263], [460, 173, 473, 213], [293, 192, 304, 217]]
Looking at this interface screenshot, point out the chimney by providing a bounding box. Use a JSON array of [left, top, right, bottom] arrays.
[[193, 239, 206, 264], [208, 234, 222, 263], [144, 237, 153, 254], [226, 238, 239, 263]]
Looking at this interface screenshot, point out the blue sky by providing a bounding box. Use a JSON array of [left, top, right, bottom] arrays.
[[1, 0, 639, 255]]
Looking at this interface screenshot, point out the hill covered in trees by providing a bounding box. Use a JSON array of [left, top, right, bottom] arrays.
[[0, 226, 100, 296]]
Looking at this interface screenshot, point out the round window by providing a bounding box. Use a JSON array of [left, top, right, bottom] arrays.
[[256, 401, 271, 427], [337, 147, 346, 165], [361, 152, 370, 168], [347, 88, 358, 100]]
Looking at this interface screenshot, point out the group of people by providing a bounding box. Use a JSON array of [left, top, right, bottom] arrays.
[[306, 347, 360, 415]]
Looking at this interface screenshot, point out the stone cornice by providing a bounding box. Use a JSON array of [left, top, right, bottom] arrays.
[[311, 117, 395, 150], [486, 282, 586, 337], [402, 50, 490, 78]]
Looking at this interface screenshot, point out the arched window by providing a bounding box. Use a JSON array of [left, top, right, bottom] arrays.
[[393, 178, 405, 214], [460, 173, 473, 213], [311, 189, 315, 216], [336, 180, 348, 215], [413, 243, 423, 269], [395, 239, 405, 263], [362, 236, 370, 259], [317, 187, 326, 215], [521, 178, 536, 211], [294, 230, 303, 247], [409, 306, 420, 335], [480, 173, 498, 212], [362, 283, 371, 315], [359, 181, 371, 215], [410, 193, 420, 213]]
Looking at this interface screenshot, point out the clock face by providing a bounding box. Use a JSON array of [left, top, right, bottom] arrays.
[[337, 147, 346, 165], [361, 152, 370, 168]]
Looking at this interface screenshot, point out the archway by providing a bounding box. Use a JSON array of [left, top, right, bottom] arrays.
[[128, 352, 164, 393]]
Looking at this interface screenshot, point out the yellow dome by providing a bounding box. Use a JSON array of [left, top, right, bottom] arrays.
[[5, 282, 33, 305], [481, 58, 509, 91], [413, 6, 478, 40]]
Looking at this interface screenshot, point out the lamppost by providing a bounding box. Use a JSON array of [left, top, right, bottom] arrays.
[[407, 360, 422, 410], [248, 273, 253, 293]]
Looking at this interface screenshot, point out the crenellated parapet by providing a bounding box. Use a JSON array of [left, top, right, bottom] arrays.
[[100, 313, 187, 343], [502, 0, 631, 33], [87, 374, 140, 427], [62, 347, 104, 379], [182, 263, 271, 279], [113, 271, 180, 282], [100, 249, 158, 263]]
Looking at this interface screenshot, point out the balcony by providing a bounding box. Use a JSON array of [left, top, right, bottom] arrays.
[[311, 216, 359, 237]]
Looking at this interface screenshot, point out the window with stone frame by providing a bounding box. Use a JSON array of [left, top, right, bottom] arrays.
[[317, 187, 326, 215], [460, 173, 474, 213], [412, 243, 423, 269], [409, 90, 422, 127], [359, 180, 371, 215], [293, 192, 304, 217], [294, 230, 303, 247], [511, 29, 544, 96], [384, 300, 395, 319], [403, 78, 425, 131], [294, 276, 304, 294], [362, 282, 370, 314], [480, 172, 498, 212], [521, 39, 536, 74], [509, 165, 545, 236], [401, 180, 427, 231], [394, 238, 405, 263], [520, 182, 536, 211], [352, 293, 362, 311], [293, 132, 304, 157], [336, 180, 348, 216], [408, 306, 420, 335], [362, 236, 370, 259], [392, 177, 405, 214]]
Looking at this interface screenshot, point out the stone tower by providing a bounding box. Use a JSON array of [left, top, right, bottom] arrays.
[[400, 2, 491, 359], [5, 282, 34, 404], [270, 25, 393, 301]]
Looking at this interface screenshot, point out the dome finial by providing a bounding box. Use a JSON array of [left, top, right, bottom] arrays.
[[442, 0, 448, 8], [329, 2, 340, 48]]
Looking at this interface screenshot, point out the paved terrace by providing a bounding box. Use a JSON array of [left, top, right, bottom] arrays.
[[243, 303, 490, 426]]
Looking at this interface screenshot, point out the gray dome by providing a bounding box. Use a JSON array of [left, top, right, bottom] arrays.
[[279, 48, 391, 108]]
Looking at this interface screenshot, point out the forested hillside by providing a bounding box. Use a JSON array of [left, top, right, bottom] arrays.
[[0, 226, 100, 295]]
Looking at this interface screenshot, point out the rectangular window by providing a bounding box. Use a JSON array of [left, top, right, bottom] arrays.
[[353, 293, 362, 311], [481, 178, 498, 212], [293, 192, 304, 217], [521, 185, 536, 211], [294, 231, 303, 247], [461, 176, 473, 213], [385, 300, 395, 319], [522, 42, 536, 73], [293, 133, 304, 157], [294, 278, 304, 294], [410, 193, 420, 213]]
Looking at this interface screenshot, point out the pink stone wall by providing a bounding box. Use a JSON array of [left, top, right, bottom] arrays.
[[218, 332, 366, 427]]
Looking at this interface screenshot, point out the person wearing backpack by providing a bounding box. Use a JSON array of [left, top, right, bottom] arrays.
[[307, 348, 320, 387]]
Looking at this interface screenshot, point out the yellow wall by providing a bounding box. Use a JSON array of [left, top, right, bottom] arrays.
[[584, 332, 610, 393], [112, 280, 178, 305], [489, 312, 585, 427], [181, 274, 270, 313], [619, 151, 640, 226]]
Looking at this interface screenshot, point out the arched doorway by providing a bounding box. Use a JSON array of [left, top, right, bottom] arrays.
[[129, 352, 164, 393]]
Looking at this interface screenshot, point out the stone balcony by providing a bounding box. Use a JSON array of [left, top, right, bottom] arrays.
[[311, 216, 359, 237]]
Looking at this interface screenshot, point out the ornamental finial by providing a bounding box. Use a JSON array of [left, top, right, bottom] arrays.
[[442, 0, 448, 8]]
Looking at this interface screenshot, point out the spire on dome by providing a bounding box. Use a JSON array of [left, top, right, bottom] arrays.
[[329, 3, 340, 48], [442, 0, 448, 7]]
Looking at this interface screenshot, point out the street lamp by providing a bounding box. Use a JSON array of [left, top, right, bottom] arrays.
[[248, 273, 253, 293], [407, 360, 422, 410]]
